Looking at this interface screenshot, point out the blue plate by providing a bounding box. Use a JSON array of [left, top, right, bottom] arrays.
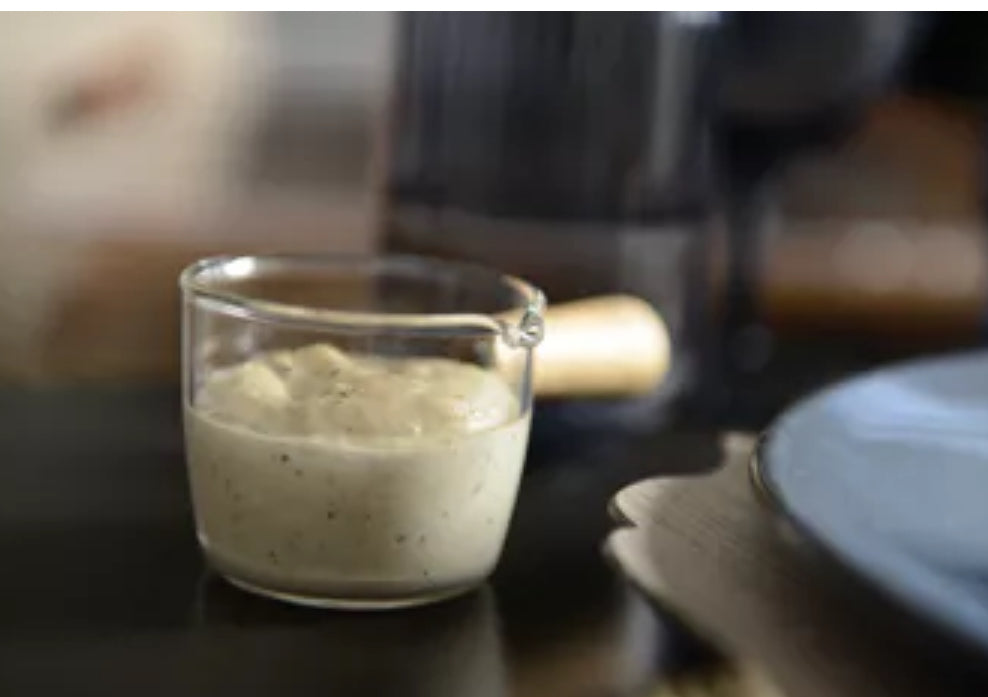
[[755, 351, 988, 657]]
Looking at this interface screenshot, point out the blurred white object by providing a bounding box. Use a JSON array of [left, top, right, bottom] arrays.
[[0, 12, 395, 382], [0, 12, 266, 227]]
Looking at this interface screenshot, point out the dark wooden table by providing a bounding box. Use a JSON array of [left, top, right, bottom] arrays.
[[0, 387, 722, 696]]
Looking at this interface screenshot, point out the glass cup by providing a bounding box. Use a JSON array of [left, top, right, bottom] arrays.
[[179, 254, 545, 609]]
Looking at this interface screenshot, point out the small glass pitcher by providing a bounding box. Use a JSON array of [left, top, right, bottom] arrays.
[[179, 254, 545, 609]]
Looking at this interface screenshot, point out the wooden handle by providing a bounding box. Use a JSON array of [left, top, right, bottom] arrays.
[[531, 295, 671, 399]]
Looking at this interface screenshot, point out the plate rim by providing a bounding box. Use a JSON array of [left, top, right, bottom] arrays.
[[752, 349, 988, 660]]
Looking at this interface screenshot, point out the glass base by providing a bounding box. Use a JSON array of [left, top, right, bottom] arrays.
[[221, 573, 481, 611]]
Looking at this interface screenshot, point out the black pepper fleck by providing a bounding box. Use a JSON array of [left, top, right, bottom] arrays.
[[326, 510, 337, 520], [294, 468, 303, 478], [268, 550, 279, 565], [279, 453, 290, 463], [418, 534, 426, 546], [395, 534, 407, 544]]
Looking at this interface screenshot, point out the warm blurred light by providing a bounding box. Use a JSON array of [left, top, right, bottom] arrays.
[[834, 223, 914, 295]]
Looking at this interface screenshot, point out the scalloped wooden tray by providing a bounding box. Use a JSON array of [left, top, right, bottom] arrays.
[[605, 433, 967, 697]]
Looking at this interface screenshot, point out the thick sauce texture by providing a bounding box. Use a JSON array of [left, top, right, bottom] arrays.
[[184, 344, 530, 600]]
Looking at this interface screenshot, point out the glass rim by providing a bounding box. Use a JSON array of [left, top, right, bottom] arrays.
[[179, 253, 546, 344]]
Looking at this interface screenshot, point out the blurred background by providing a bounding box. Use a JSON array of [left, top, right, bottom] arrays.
[[3, 11, 988, 428]]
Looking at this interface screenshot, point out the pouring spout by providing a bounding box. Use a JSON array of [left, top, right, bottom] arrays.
[[498, 290, 547, 350]]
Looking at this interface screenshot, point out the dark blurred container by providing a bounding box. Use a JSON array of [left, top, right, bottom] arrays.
[[382, 12, 717, 405], [386, 12, 714, 222], [381, 12, 920, 422]]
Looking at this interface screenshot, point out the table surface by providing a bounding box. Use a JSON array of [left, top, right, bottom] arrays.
[[0, 387, 724, 696]]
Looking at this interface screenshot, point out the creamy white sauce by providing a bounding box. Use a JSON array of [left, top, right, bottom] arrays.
[[184, 344, 530, 603]]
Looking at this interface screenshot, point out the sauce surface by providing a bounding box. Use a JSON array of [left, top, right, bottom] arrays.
[[184, 344, 530, 603]]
